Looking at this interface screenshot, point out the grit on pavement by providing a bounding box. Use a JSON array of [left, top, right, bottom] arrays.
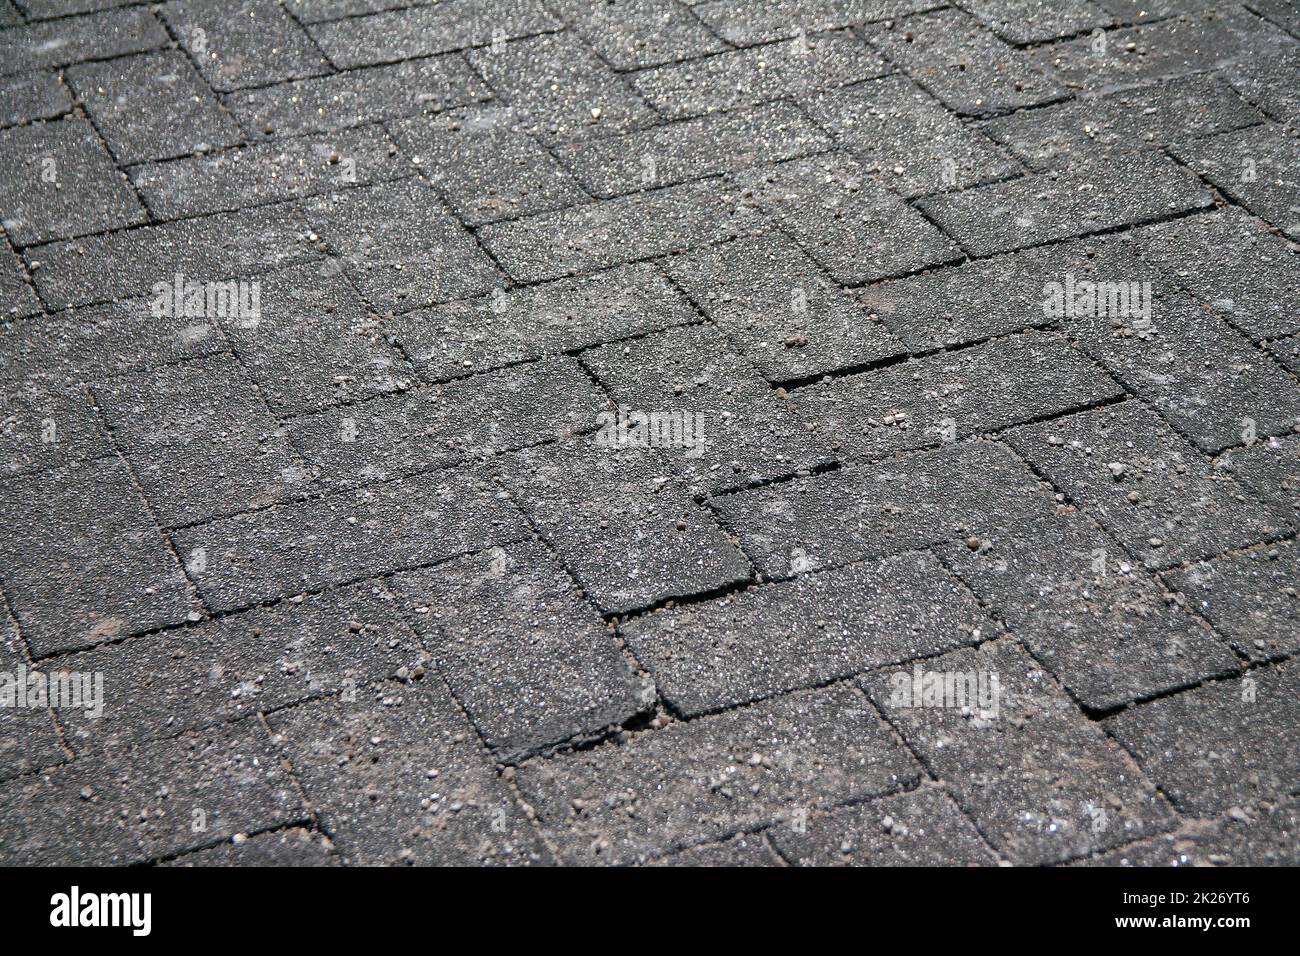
[[0, 0, 1297, 868]]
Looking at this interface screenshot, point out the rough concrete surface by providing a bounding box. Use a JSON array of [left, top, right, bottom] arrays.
[[0, 0, 1296, 867]]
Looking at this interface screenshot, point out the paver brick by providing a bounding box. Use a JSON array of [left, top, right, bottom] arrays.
[[549, 0, 727, 70], [791, 331, 1123, 460], [0, 722, 304, 865], [804, 74, 1020, 198], [159, 0, 329, 93], [1105, 661, 1300, 816], [228, 54, 489, 140], [710, 439, 1056, 579], [0, 235, 39, 319], [477, 177, 751, 283], [0, 598, 65, 782], [664, 232, 905, 382], [515, 683, 921, 864], [131, 126, 407, 221], [1267, 335, 1300, 375], [384, 263, 699, 381], [0, 456, 198, 656], [0, 119, 145, 246], [1227, 48, 1300, 125], [269, 683, 551, 865], [172, 467, 531, 611], [555, 101, 832, 199], [389, 540, 646, 761], [864, 640, 1177, 864], [1003, 401, 1291, 569], [621, 550, 993, 717], [693, 0, 941, 46], [0, 383, 107, 478], [630, 29, 889, 120], [738, 152, 962, 283], [862, 8, 1067, 116], [54, 582, 422, 754], [1217, 433, 1298, 519], [769, 787, 996, 865], [164, 827, 339, 866], [956, 0, 1111, 44], [288, 356, 604, 488], [0, 71, 70, 129], [494, 438, 752, 614], [389, 105, 588, 227], [915, 151, 1214, 257], [303, 178, 501, 312], [66, 50, 242, 165], [92, 354, 310, 527], [1170, 123, 1300, 241], [310, 0, 560, 69], [465, 32, 656, 144], [650, 831, 782, 866], [0, 7, 167, 76], [1082, 798, 1300, 867], [582, 324, 834, 493], [937, 509, 1240, 710]]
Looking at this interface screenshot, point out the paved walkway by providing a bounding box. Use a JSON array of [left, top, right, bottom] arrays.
[[0, 0, 1297, 866]]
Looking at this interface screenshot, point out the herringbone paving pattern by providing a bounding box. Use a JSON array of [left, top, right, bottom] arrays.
[[0, 0, 1296, 866]]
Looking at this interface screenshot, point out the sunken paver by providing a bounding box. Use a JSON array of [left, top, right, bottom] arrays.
[[863, 640, 1177, 864], [862, 9, 1067, 117], [53, 582, 423, 754], [302, 178, 501, 312], [172, 467, 530, 612], [288, 356, 604, 488], [937, 509, 1240, 710], [791, 331, 1123, 460], [554, 101, 832, 199], [582, 324, 834, 493], [980, 75, 1263, 172], [1082, 798, 1300, 867], [92, 354, 311, 527], [1170, 123, 1300, 241], [0, 598, 65, 782], [957, 0, 1111, 44], [1063, 290, 1300, 454], [24, 201, 318, 310], [549, 0, 727, 69], [711, 440, 1056, 580], [389, 106, 588, 227], [0, 71, 71, 128], [915, 151, 1213, 257], [494, 439, 751, 615], [664, 232, 905, 382], [803, 74, 1021, 198], [388, 541, 647, 761], [1137, 207, 1300, 341], [309, 0, 560, 69], [621, 550, 993, 717], [66, 50, 242, 165], [1105, 662, 1300, 816], [164, 827, 339, 867], [1035, 9, 1299, 95], [0, 384, 108, 478], [692, 0, 940, 46], [769, 787, 996, 866], [131, 127, 406, 221], [268, 682, 551, 865], [0, 722, 304, 865], [515, 683, 921, 864], [1005, 403, 1292, 569], [630, 29, 890, 120], [159, 0, 329, 92], [229, 55, 489, 140], [0, 7, 167, 76], [478, 178, 751, 283], [1167, 539, 1300, 662], [0, 456, 198, 656], [0, 297, 225, 394], [465, 32, 656, 144], [385, 263, 699, 381], [216, 261, 412, 417], [0, 119, 146, 247], [738, 153, 962, 283]]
